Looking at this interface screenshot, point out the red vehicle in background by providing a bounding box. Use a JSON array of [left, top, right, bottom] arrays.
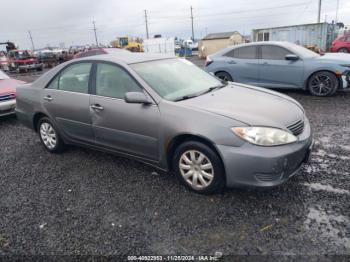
[[73, 48, 129, 59], [0, 70, 25, 117], [7, 50, 43, 73], [331, 35, 350, 53], [0, 51, 9, 71]]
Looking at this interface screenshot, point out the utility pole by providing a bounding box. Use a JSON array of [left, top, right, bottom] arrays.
[[28, 30, 35, 51], [317, 0, 322, 23], [144, 10, 149, 39], [335, 0, 340, 23], [190, 6, 195, 41], [92, 20, 98, 46]]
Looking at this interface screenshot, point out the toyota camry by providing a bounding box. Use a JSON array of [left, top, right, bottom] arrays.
[[15, 53, 313, 194]]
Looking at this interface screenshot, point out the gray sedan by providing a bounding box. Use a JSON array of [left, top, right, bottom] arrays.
[[16, 53, 313, 194], [205, 41, 350, 96]]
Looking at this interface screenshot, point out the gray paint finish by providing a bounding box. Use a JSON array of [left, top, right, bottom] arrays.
[[16, 53, 313, 188]]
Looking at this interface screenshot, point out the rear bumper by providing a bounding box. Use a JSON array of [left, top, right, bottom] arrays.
[[0, 99, 16, 116], [217, 123, 313, 188], [15, 109, 34, 129]]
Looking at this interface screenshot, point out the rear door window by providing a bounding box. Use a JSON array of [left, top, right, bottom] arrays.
[[58, 63, 92, 94], [225, 46, 257, 59]]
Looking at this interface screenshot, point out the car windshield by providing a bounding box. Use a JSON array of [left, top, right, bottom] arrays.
[[0, 70, 10, 80], [288, 43, 319, 58], [131, 58, 222, 101]]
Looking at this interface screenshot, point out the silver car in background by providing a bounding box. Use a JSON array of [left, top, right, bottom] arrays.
[[16, 53, 313, 194], [205, 41, 350, 96]]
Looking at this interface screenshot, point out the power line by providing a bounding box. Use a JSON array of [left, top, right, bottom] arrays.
[[196, 2, 308, 18], [144, 10, 149, 39], [92, 20, 98, 46], [28, 30, 35, 50], [190, 6, 194, 41]]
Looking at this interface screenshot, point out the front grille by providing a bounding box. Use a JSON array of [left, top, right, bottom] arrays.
[[287, 120, 304, 136], [0, 93, 15, 102]]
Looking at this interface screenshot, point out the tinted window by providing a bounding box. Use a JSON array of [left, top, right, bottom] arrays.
[[96, 63, 141, 99], [261, 45, 291, 60], [226, 46, 257, 59], [59, 63, 91, 93]]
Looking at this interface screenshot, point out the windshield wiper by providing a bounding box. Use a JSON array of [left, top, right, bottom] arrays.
[[174, 83, 227, 102], [174, 95, 198, 102]]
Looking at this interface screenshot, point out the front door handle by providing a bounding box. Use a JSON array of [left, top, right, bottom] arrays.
[[43, 95, 53, 101], [227, 60, 236, 64], [90, 104, 104, 111]]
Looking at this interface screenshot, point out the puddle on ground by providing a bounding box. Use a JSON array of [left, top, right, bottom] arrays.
[[304, 206, 350, 249], [302, 183, 350, 195]]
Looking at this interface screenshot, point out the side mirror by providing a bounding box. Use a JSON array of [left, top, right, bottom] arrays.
[[124, 92, 152, 105], [285, 54, 299, 61]]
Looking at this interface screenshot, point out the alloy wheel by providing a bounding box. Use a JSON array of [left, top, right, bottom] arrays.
[[179, 150, 214, 190], [309, 74, 333, 95], [40, 122, 57, 149]]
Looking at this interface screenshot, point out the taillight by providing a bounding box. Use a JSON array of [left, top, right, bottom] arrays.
[[205, 56, 213, 67]]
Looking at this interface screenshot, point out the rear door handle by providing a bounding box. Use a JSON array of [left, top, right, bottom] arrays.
[[227, 60, 236, 64], [43, 95, 53, 101], [90, 104, 104, 111]]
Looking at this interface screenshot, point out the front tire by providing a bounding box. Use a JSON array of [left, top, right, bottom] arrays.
[[308, 71, 338, 96], [173, 141, 225, 194], [37, 117, 65, 153], [215, 71, 233, 82]]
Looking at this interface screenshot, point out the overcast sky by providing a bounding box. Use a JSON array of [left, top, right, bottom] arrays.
[[1, 0, 349, 50]]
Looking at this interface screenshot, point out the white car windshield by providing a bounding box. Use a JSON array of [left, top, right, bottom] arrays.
[[131, 58, 223, 101], [0, 70, 10, 80]]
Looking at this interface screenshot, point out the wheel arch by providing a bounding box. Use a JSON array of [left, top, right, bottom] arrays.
[[33, 112, 49, 132], [166, 133, 225, 174]]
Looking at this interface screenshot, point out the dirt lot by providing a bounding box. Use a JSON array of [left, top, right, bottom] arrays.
[[0, 58, 350, 258]]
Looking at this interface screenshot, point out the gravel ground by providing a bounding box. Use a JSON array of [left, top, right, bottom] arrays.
[[0, 60, 350, 258]]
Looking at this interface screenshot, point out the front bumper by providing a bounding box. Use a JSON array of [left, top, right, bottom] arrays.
[[343, 70, 350, 88], [0, 99, 16, 116], [217, 123, 313, 188], [18, 63, 43, 70]]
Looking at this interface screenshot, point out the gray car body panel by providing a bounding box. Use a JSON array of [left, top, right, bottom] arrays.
[[16, 53, 312, 188], [206, 41, 350, 90]]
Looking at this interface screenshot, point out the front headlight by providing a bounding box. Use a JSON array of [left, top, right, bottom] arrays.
[[232, 127, 297, 146]]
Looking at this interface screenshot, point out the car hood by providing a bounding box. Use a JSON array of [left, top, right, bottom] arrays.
[[312, 53, 350, 64], [0, 79, 26, 95], [179, 84, 305, 128]]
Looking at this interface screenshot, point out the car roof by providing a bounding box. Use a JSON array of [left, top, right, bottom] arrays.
[[76, 52, 175, 65], [213, 41, 297, 56], [234, 41, 295, 48]]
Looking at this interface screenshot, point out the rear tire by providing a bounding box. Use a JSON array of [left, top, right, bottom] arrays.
[[37, 117, 65, 153], [172, 141, 225, 194], [338, 48, 349, 53], [215, 71, 233, 82], [308, 71, 338, 97]]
